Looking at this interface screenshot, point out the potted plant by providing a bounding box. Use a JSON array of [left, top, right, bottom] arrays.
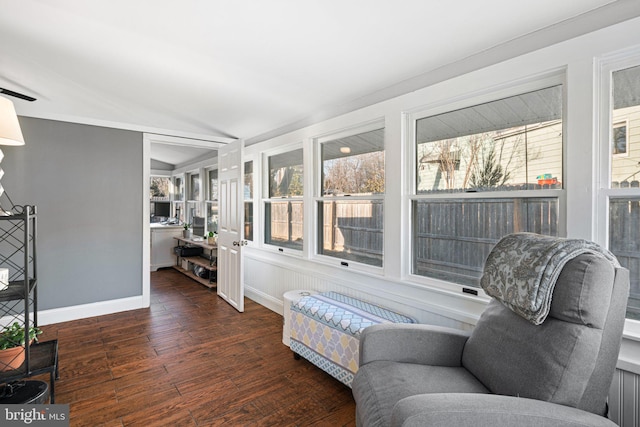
[[182, 223, 192, 239], [0, 322, 42, 371], [207, 231, 217, 245]]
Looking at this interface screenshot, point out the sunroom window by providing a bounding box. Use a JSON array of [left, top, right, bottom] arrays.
[[205, 168, 218, 234], [607, 64, 640, 320], [150, 176, 171, 221], [265, 149, 304, 250], [412, 84, 563, 288], [317, 127, 385, 267], [186, 172, 202, 235], [172, 175, 184, 222], [244, 161, 254, 241]]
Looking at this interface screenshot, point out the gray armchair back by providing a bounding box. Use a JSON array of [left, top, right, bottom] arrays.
[[463, 253, 629, 415]]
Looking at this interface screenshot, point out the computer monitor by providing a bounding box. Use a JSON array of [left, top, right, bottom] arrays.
[[151, 202, 171, 218]]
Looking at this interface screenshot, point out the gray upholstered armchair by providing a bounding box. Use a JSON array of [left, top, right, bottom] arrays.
[[352, 233, 630, 427]]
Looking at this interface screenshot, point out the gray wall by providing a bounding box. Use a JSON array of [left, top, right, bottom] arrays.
[[3, 117, 143, 310]]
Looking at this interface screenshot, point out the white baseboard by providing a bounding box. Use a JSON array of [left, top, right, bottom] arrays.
[[245, 286, 283, 316], [36, 296, 148, 326]]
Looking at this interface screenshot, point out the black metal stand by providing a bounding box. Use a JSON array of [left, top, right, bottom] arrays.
[[0, 380, 49, 404]]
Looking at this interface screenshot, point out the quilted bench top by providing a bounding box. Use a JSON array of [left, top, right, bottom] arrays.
[[291, 291, 415, 337]]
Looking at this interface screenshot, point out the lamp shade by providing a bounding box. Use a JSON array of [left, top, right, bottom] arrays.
[[0, 96, 25, 146]]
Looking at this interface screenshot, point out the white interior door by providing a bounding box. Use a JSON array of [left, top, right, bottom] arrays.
[[217, 139, 244, 312]]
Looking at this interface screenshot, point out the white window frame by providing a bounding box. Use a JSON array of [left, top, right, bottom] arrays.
[[597, 51, 640, 334], [312, 120, 386, 274], [405, 74, 567, 296]]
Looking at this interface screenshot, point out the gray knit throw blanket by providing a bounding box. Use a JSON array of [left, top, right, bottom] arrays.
[[481, 233, 620, 325]]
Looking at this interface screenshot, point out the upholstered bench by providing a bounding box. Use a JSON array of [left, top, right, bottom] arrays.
[[289, 291, 415, 387]]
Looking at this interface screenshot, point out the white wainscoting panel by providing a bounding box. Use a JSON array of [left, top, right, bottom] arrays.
[[609, 368, 640, 427], [244, 255, 477, 331]]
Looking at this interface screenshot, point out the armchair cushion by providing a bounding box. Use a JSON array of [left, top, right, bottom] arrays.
[[353, 363, 489, 427]]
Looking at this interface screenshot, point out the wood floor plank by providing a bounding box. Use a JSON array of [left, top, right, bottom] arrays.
[[42, 268, 356, 426], [193, 403, 263, 427]]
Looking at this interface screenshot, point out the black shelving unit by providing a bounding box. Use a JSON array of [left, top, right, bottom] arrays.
[[0, 205, 58, 403]]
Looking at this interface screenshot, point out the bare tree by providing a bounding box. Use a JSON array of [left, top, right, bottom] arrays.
[[421, 135, 484, 190], [324, 152, 384, 195], [422, 129, 532, 191]]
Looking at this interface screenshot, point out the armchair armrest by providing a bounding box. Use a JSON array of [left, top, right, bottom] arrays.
[[392, 393, 617, 427], [359, 323, 471, 367]]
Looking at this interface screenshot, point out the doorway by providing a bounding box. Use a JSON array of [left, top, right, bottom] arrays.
[[142, 133, 232, 307]]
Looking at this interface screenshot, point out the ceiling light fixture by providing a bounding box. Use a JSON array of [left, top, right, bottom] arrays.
[[0, 88, 36, 102], [340, 147, 351, 154]]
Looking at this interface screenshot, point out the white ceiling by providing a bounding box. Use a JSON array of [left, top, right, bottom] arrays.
[[149, 142, 216, 166], [1, 0, 639, 163]]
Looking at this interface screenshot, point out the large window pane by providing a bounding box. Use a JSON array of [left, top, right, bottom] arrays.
[[174, 176, 184, 201], [610, 198, 640, 320], [317, 200, 383, 267], [416, 86, 563, 193], [190, 173, 200, 200], [150, 176, 171, 222], [208, 169, 218, 201], [610, 64, 640, 320], [318, 127, 384, 267], [244, 161, 254, 241], [269, 149, 303, 197], [173, 202, 184, 222], [266, 149, 303, 249], [150, 177, 170, 201], [412, 198, 559, 287], [322, 128, 385, 195], [611, 66, 640, 186], [412, 84, 563, 287], [206, 202, 218, 234], [187, 202, 203, 234], [265, 200, 303, 250]]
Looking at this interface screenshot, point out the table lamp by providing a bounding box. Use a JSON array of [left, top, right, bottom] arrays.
[[0, 96, 25, 216]]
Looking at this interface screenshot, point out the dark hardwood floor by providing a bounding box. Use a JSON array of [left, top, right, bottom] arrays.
[[36, 268, 356, 426]]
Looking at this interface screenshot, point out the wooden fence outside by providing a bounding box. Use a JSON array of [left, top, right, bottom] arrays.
[[609, 198, 640, 320], [265, 201, 304, 250], [319, 200, 383, 267], [265, 196, 639, 319], [412, 197, 558, 287]]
